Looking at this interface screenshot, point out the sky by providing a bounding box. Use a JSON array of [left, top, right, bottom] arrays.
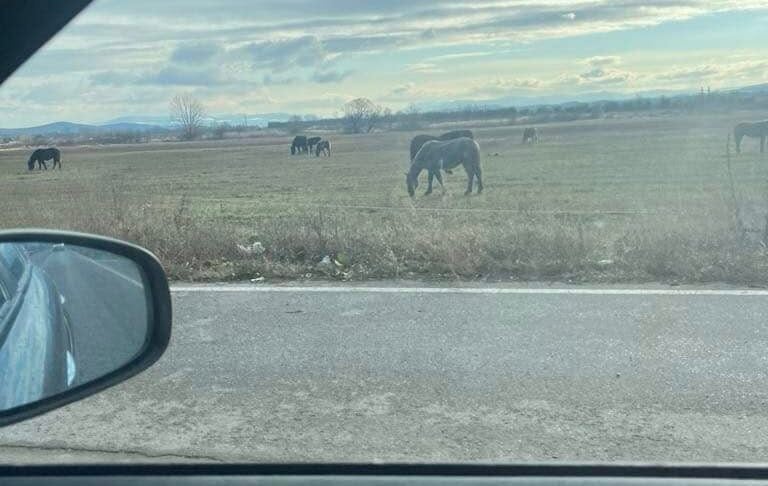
[[1, 0, 768, 127]]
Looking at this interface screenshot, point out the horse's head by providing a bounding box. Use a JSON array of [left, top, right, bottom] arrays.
[[27, 155, 35, 170], [405, 171, 418, 197]]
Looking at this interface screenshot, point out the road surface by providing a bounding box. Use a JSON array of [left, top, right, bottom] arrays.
[[30, 246, 148, 384], [2, 283, 768, 464]]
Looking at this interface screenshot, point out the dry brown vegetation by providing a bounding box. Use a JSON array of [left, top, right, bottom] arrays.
[[2, 112, 768, 284]]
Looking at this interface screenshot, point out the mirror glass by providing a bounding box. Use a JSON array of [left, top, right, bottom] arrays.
[[0, 241, 150, 412]]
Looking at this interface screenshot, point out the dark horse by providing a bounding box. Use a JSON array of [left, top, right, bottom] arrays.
[[406, 137, 482, 196], [734, 121, 768, 153], [28, 147, 61, 170], [522, 127, 539, 144], [409, 129, 474, 162], [290, 135, 308, 155], [315, 139, 331, 157], [307, 136, 321, 153]]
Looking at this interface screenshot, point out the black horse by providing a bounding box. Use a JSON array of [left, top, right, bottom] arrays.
[[290, 136, 308, 155], [307, 136, 321, 153], [315, 139, 331, 157], [28, 147, 61, 170]]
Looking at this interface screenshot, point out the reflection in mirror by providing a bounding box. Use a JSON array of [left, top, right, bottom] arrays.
[[0, 241, 149, 412]]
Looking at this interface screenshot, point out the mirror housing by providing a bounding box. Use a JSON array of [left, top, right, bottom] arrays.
[[0, 230, 171, 427]]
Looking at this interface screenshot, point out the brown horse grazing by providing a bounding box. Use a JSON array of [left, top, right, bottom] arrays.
[[315, 139, 331, 157], [522, 127, 538, 144], [406, 137, 482, 196], [734, 121, 768, 153], [307, 136, 321, 153], [28, 147, 61, 170], [409, 129, 475, 161]]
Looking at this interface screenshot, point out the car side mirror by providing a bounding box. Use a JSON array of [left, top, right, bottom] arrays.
[[0, 230, 171, 427]]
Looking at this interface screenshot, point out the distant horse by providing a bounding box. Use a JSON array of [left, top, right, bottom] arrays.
[[522, 127, 538, 144], [409, 129, 475, 161], [406, 137, 482, 196], [27, 147, 61, 170], [315, 140, 331, 157], [307, 136, 321, 153], [290, 135, 308, 155], [734, 121, 768, 153]]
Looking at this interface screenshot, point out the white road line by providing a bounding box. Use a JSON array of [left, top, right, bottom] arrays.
[[170, 285, 768, 296]]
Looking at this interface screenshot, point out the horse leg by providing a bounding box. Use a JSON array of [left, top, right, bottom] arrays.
[[464, 172, 473, 195], [434, 170, 445, 194], [425, 171, 434, 195], [736, 134, 743, 154], [475, 165, 483, 194]]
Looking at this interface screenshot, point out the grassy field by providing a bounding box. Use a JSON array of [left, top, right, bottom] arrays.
[[2, 111, 768, 284]]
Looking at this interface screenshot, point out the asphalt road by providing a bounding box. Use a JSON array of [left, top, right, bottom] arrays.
[[30, 246, 148, 385], [2, 284, 768, 464]]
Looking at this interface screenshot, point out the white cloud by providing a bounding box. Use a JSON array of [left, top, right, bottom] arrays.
[[405, 63, 445, 74], [582, 56, 621, 67]]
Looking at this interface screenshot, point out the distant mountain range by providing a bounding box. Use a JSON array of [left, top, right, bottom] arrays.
[[0, 121, 165, 137], [0, 112, 301, 138], [3, 83, 767, 138]]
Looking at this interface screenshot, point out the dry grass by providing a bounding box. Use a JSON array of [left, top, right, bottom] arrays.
[[2, 111, 768, 284]]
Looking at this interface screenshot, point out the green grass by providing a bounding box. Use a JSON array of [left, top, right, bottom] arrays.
[[2, 111, 768, 284]]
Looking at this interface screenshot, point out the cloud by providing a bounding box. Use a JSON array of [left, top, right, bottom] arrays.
[[469, 78, 544, 96], [583, 56, 621, 67], [310, 69, 353, 84], [428, 52, 494, 62], [576, 56, 632, 85], [90, 70, 139, 86], [170, 42, 223, 64], [562, 12, 576, 20], [405, 63, 444, 74], [262, 73, 296, 86], [656, 65, 721, 81], [139, 65, 227, 86], [237, 36, 327, 71], [655, 59, 768, 83], [390, 82, 415, 96], [578, 67, 633, 84]]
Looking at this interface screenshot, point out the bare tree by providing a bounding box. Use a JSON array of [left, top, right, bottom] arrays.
[[343, 98, 382, 134], [170, 94, 205, 140]]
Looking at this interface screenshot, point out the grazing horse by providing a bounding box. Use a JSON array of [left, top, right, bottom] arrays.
[[406, 137, 482, 196], [522, 127, 538, 144], [734, 121, 768, 153], [307, 136, 321, 153], [315, 139, 331, 157], [290, 135, 308, 155], [27, 147, 61, 170], [409, 129, 475, 161]]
